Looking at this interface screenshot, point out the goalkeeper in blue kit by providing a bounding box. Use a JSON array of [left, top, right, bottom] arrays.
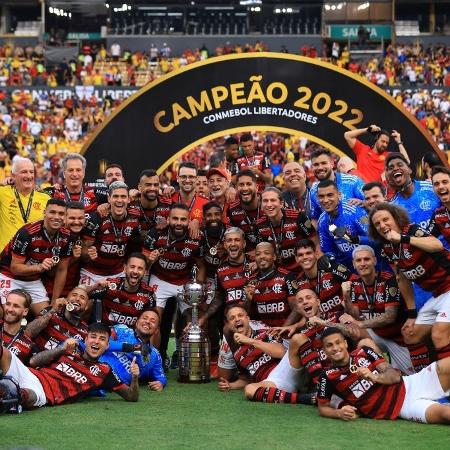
[[100, 310, 167, 390]]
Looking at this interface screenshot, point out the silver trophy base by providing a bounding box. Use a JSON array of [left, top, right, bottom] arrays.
[[178, 325, 210, 383]]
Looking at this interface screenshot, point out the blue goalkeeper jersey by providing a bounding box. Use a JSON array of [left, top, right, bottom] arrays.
[[318, 201, 372, 269], [100, 325, 167, 386], [310, 172, 365, 221]]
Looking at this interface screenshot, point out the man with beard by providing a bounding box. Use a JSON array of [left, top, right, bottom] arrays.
[[143, 204, 205, 369], [344, 125, 409, 183], [80, 181, 141, 286], [218, 304, 316, 405], [317, 328, 450, 424], [46, 153, 97, 215], [133, 169, 171, 239], [0, 290, 35, 364], [362, 182, 387, 211], [281, 162, 312, 214], [0, 157, 50, 253], [231, 133, 272, 192], [200, 202, 227, 360], [25, 286, 89, 351], [317, 180, 372, 269], [207, 167, 231, 220], [309, 148, 365, 222], [0, 198, 72, 315], [256, 187, 318, 271], [87, 164, 124, 205], [339, 245, 415, 375], [171, 162, 208, 239], [244, 242, 295, 328], [227, 170, 263, 254], [429, 166, 450, 246], [43, 201, 85, 298], [87, 253, 156, 327], [0, 322, 140, 408], [100, 310, 166, 390], [369, 203, 450, 365], [294, 239, 351, 319], [224, 136, 240, 172]]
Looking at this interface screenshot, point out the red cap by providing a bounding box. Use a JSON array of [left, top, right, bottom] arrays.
[[207, 167, 231, 182]]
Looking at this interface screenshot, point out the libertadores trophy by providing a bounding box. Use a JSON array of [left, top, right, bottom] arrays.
[[177, 266, 211, 383]]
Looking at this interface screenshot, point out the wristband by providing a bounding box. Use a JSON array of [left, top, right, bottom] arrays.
[[367, 126, 373, 133], [400, 234, 411, 244], [397, 141, 403, 146], [406, 309, 417, 319]]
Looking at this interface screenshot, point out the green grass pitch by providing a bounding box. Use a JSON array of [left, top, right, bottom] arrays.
[[2, 367, 450, 450]]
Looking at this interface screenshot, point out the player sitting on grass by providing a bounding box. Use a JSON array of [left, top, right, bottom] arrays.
[[100, 309, 166, 391], [218, 304, 315, 404], [0, 322, 139, 409], [317, 327, 450, 424]]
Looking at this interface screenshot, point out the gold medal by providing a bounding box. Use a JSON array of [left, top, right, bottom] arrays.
[[247, 279, 258, 287], [108, 282, 117, 290], [75, 239, 82, 247], [349, 364, 358, 374], [52, 256, 60, 264], [209, 246, 217, 256], [117, 248, 125, 257], [158, 248, 166, 255], [66, 303, 75, 312]]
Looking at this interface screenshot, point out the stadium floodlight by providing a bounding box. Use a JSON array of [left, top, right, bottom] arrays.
[[105, 3, 109, 8], [49, 7, 53, 13], [357, 2, 370, 10]]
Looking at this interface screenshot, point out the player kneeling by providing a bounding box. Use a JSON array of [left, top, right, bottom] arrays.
[[218, 305, 315, 405], [0, 323, 139, 410], [317, 327, 450, 424]]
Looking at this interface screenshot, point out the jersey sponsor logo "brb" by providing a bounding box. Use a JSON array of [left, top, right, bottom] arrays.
[[159, 259, 187, 270], [109, 312, 138, 326], [319, 295, 342, 313], [247, 353, 272, 376], [401, 265, 425, 280], [56, 362, 88, 384], [257, 302, 285, 314]]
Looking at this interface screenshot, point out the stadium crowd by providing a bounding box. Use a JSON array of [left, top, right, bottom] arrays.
[[0, 41, 449, 88], [1, 121, 450, 424]]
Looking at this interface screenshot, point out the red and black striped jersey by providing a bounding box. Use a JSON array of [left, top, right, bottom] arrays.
[[30, 351, 125, 405], [216, 259, 255, 307], [33, 310, 88, 352], [129, 196, 172, 234], [43, 258, 81, 298], [90, 276, 156, 327], [295, 262, 351, 319], [82, 212, 141, 276], [1, 322, 35, 364], [233, 330, 280, 382], [349, 271, 405, 342], [382, 224, 450, 297], [297, 316, 338, 383], [226, 199, 263, 252], [256, 209, 316, 271], [50, 185, 98, 215], [0, 220, 72, 281], [201, 225, 227, 279], [250, 268, 295, 327], [143, 229, 202, 285], [428, 205, 450, 246], [231, 152, 271, 191], [317, 346, 405, 419]]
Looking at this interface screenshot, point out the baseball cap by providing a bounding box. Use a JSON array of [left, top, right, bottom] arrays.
[[207, 167, 231, 182]]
